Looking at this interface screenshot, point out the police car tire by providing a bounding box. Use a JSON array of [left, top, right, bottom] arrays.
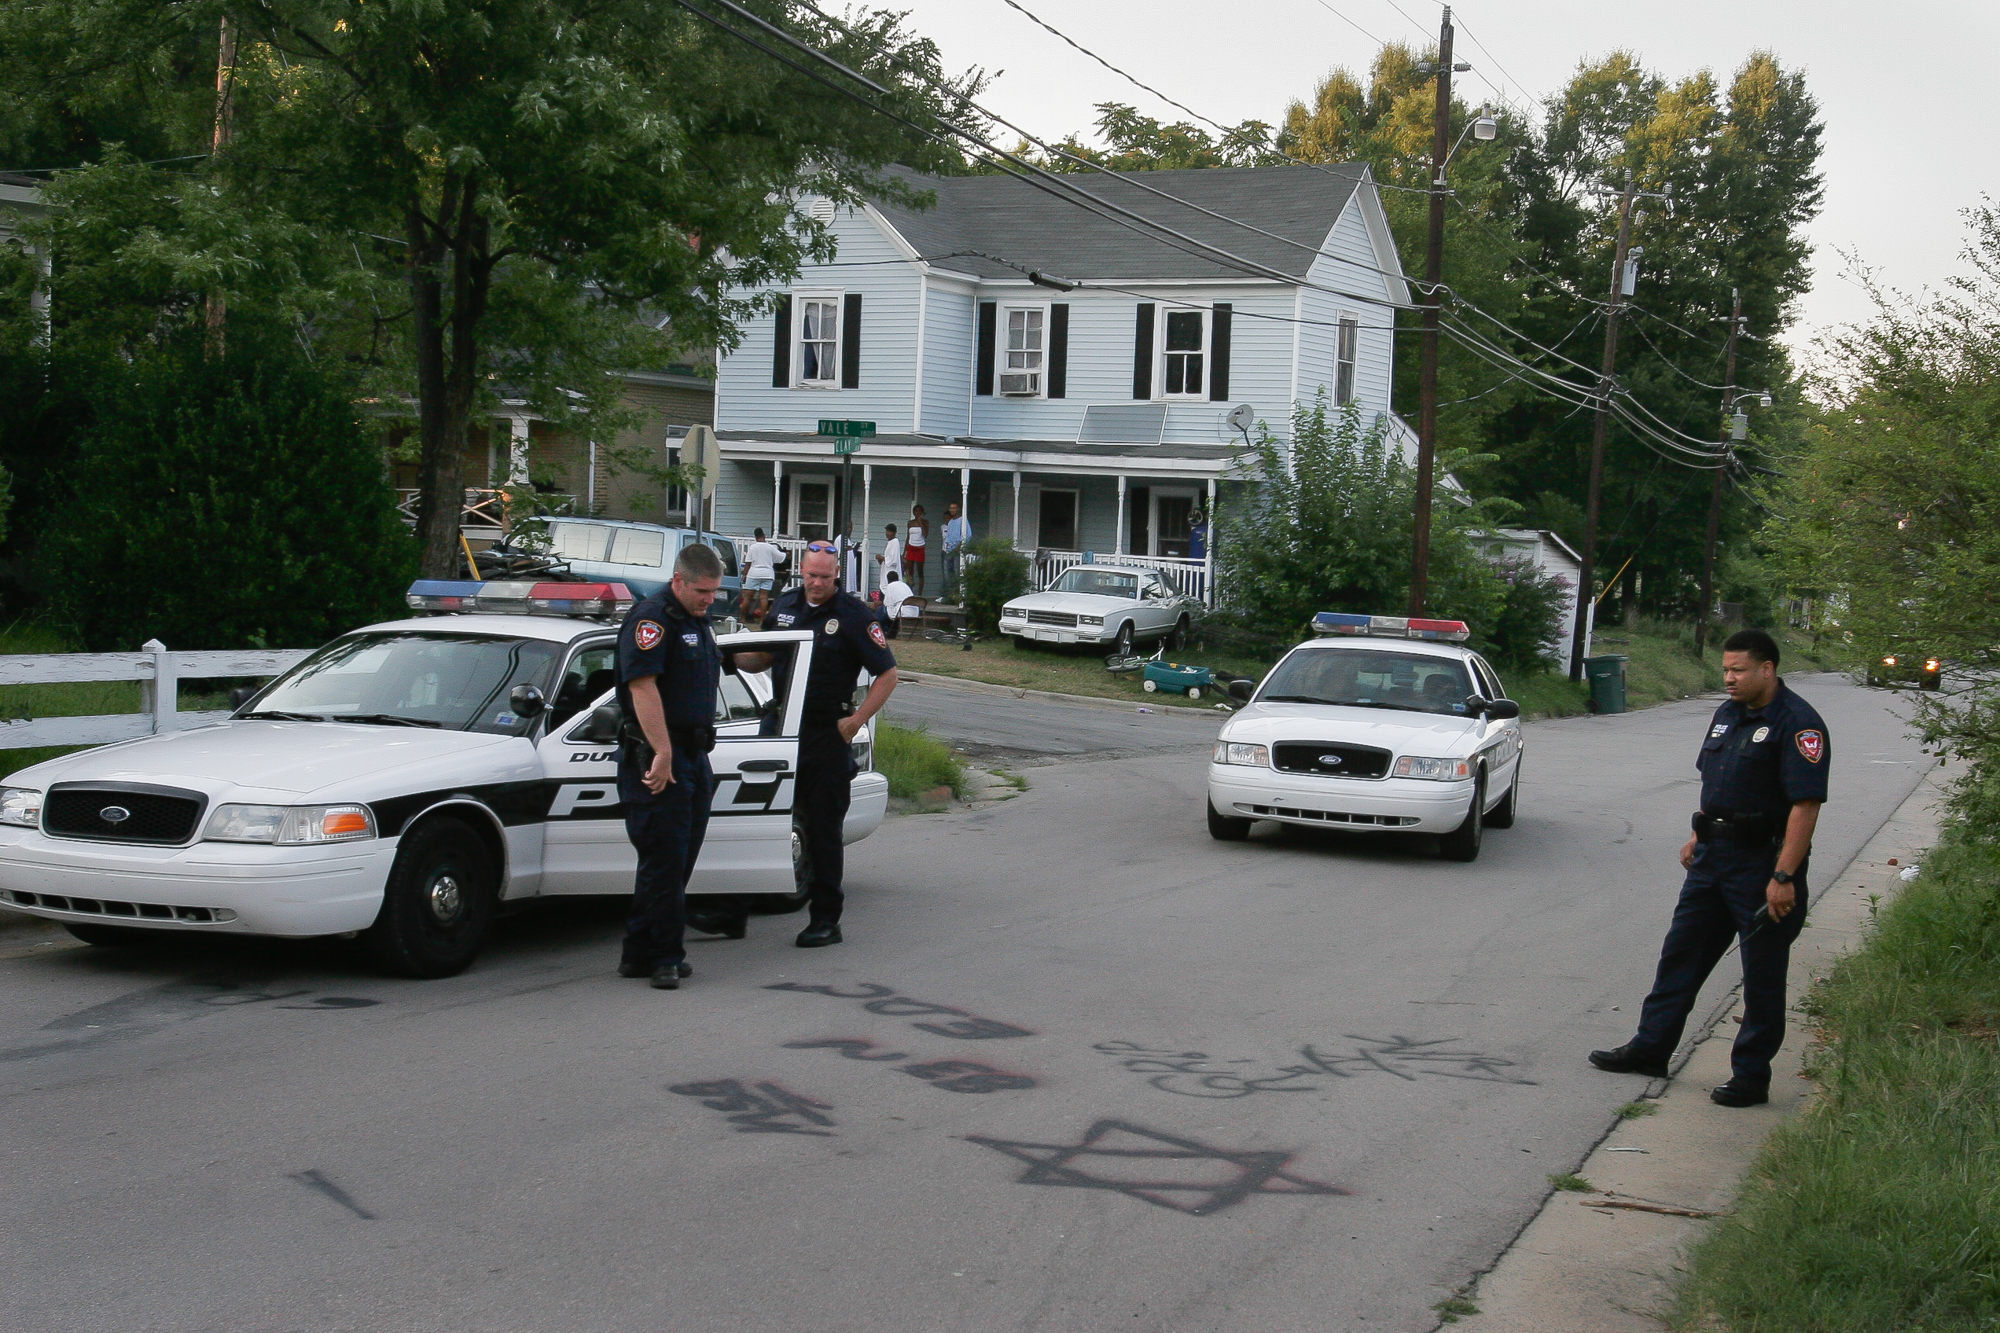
[[363, 817, 495, 978], [64, 922, 166, 947], [1207, 799, 1252, 841], [1439, 773, 1485, 862], [1485, 764, 1518, 829]]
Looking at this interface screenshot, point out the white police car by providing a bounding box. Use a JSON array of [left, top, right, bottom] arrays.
[[1206, 613, 1524, 861], [0, 580, 889, 976]]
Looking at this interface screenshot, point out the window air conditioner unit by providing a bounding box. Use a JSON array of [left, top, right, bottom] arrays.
[[999, 372, 1041, 396]]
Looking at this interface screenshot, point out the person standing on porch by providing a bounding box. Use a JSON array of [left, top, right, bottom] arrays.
[[942, 502, 972, 603], [742, 528, 783, 624], [905, 504, 929, 595], [876, 523, 903, 588]]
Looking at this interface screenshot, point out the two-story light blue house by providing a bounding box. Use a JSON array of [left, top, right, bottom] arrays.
[[696, 161, 1415, 601]]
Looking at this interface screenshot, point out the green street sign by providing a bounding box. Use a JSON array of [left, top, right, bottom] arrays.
[[834, 438, 862, 456], [817, 419, 876, 438]]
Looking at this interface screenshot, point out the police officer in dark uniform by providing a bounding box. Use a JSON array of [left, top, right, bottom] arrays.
[[613, 543, 724, 989], [1591, 628, 1831, 1105], [727, 543, 898, 947]]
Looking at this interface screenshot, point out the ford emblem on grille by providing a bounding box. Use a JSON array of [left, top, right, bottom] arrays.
[[1317, 755, 1342, 766], [98, 805, 132, 824]]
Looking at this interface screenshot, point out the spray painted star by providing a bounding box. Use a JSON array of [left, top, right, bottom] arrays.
[[965, 1119, 1349, 1216]]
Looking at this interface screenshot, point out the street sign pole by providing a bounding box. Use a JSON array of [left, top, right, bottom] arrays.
[[817, 422, 874, 590]]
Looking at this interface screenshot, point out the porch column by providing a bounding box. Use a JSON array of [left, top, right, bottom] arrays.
[[1204, 475, 1218, 607], [587, 440, 597, 513], [959, 467, 970, 528], [1115, 475, 1127, 556], [506, 416, 529, 486], [1012, 469, 1022, 549], [772, 460, 783, 535], [862, 464, 874, 594]]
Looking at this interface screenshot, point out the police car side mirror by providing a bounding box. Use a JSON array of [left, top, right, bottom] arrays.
[[509, 684, 547, 718], [1227, 678, 1254, 703], [580, 703, 623, 743], [1485, 698, 1521, 720]]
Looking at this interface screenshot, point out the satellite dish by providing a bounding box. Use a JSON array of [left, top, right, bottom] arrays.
[[1226, 403, 1256, 435]]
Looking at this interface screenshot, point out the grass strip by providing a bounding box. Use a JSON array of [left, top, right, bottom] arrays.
[[1674, 834, 2000, 1331], [873, 720, 965, 800]]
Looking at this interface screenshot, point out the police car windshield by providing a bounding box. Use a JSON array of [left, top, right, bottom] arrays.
[[1259, 647, 1476, 716], [1051, 569, 1138, 599], [245, 632, 563, 735]]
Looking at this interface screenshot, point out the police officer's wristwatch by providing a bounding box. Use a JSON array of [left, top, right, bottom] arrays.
[[1771, 869, 1795, 885]]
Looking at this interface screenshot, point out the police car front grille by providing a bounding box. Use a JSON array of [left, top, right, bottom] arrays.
[[1246, 804, 1418, 827], [5, 890, 236, 923], [1271, 742, 1391, 779], [43, 785, 206, 845], [1026, 611, 1077, 628]]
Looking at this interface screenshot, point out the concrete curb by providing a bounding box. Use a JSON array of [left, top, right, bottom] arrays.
[[896, 669, 1225, 717], [1449, 758, 1957, 1332]]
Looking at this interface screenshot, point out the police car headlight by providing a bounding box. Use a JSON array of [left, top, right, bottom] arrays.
[[206, 803, 376, 844], [1076, 614, 1104, 626], [1212, 741, 1269, 767], [0, 786, 43, 827], [1394, 755, 1472, 781]]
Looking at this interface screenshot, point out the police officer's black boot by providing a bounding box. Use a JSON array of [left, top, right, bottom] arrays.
[[1587, 1042, 1670, 1078], [795, 921, 842, 948], [1709, 1078, 1769, 1107], [650, 963, 683, 989]]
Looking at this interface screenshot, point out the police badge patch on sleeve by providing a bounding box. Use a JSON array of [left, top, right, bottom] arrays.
[[634, 621, 663, 650], [1795, 729, 1825, 763], [868, 622, 887, 648]]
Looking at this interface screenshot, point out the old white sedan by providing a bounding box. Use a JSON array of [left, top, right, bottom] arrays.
[[998, 565, 1196, 654]]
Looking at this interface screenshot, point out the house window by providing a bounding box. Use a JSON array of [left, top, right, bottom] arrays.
[[1162, 308, 1207, 398], [796, 295, 841, 387], [1000, 306, 1045, 396], [1335, 316, 1359, 405]]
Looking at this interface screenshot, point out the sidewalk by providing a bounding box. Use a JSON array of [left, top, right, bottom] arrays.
[[1451, 758, 1956, 1332]]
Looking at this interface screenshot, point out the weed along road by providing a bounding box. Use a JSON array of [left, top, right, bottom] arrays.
[[0, 673, 1928, 1332]]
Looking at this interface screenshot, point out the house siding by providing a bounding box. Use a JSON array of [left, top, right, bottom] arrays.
[[716, 207, 922, 433], [921, 279, 976, 436], [1297, 197, 1398, 422]]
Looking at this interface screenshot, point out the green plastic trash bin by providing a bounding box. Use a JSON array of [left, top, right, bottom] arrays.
[[1583, 654, 1628, 714]]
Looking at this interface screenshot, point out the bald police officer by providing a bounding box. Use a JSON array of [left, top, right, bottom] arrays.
[[614, 543, 724, 989], [1591, 628, 1830, 1106], [727, 545, 897, 947]]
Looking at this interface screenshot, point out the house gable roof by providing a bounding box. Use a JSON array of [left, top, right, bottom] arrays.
[[866, 162, 1373, 284]]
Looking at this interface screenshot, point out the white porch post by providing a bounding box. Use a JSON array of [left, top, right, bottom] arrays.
[[1115, 475, 1127, 556], [586, 440, 597, 513], [772, 460, 783, 535], [862, 464, 874, 594], [1012, 469, 1022, 549], [506, 416, 529, 486], [1204, 475, 1218, 607]]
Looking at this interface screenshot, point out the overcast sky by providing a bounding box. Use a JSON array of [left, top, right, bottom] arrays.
[[889, 0, 1996, 360]]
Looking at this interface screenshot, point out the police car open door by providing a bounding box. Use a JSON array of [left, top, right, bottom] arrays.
[[535, 630, 813, 896]]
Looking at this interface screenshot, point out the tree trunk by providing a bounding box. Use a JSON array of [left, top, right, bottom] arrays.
[[408, 176, 489, 579]]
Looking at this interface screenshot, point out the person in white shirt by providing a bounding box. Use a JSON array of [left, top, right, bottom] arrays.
[[742, 528, 784, 622], [875, 523, 903, 589], [905, 504, 929, 595], [879, 570, 912, 638]]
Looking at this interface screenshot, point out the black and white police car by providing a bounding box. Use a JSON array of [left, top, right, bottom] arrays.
[[1207, 613, 1524, 861], [0, 580, 888, 976]]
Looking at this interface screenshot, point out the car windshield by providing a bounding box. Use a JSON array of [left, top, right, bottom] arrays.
[[1051, 569, 1138, 599], [1258, 647, 1477, 716], [244, 632, 564, 735]]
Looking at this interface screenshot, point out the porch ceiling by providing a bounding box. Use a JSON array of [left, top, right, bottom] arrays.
[[703, 429, 1251, 478]]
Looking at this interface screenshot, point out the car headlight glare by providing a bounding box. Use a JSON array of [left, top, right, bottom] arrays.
[[205, 803, 376, 844], [0, 786, 43, 828], [1213, 741, 1269, 767], [1394, 755, 1472, 781], [1077, 614, 1104, 627]]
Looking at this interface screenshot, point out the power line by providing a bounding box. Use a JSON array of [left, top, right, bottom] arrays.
[[1305, 0, 1389, 46]]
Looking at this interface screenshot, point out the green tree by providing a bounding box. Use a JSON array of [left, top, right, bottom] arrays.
[[1011, 102, 1279, 174], [39, 326, 414, 650]]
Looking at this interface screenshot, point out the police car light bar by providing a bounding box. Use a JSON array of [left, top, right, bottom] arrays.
[[405, 580, 636, 619], [1311, 611, 1470, 642]]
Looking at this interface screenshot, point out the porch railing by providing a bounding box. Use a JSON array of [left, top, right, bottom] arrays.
[[396, 487, 510, 536], [1025, 549, 1210, 604]]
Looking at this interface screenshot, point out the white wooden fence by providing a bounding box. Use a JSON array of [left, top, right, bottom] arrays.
[[0, 642, 312, 750]]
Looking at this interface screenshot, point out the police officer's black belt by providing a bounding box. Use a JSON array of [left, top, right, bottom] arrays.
[[669, 725, 717, 754], [1692, 811, 1780, 845]]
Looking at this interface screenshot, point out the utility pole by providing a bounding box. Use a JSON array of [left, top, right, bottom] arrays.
[[203, 16, 236, 352], [1407, 5, 1453, 617], [1567, 173, 1639, 680], [1695, 288, 1744, 661]]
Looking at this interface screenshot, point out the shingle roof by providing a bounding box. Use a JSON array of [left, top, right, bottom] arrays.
[[867, 162, 1371, 283]]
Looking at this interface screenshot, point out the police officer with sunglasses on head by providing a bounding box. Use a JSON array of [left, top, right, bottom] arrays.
[[712, 542, 897, 947]]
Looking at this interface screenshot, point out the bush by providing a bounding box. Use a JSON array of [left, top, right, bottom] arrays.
[[1486, 557, 1572, 672], [961, 536, 1030, 633], [39, 332, 415, 651]]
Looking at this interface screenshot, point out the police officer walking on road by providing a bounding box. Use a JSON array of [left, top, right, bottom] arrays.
[[1590, 629, 1831, 1106], [614, 544, 724, 989], [729, 544, 898, 947]]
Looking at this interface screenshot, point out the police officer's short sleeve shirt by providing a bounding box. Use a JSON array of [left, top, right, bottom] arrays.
[[616, 592, 720, 730], [1696, 680, 1830, 818], [762, 588, 895, 718]]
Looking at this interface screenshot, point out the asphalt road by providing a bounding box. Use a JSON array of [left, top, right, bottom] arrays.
[[885, 675, 1223, 761], [0, 673, 1929, 1333]]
